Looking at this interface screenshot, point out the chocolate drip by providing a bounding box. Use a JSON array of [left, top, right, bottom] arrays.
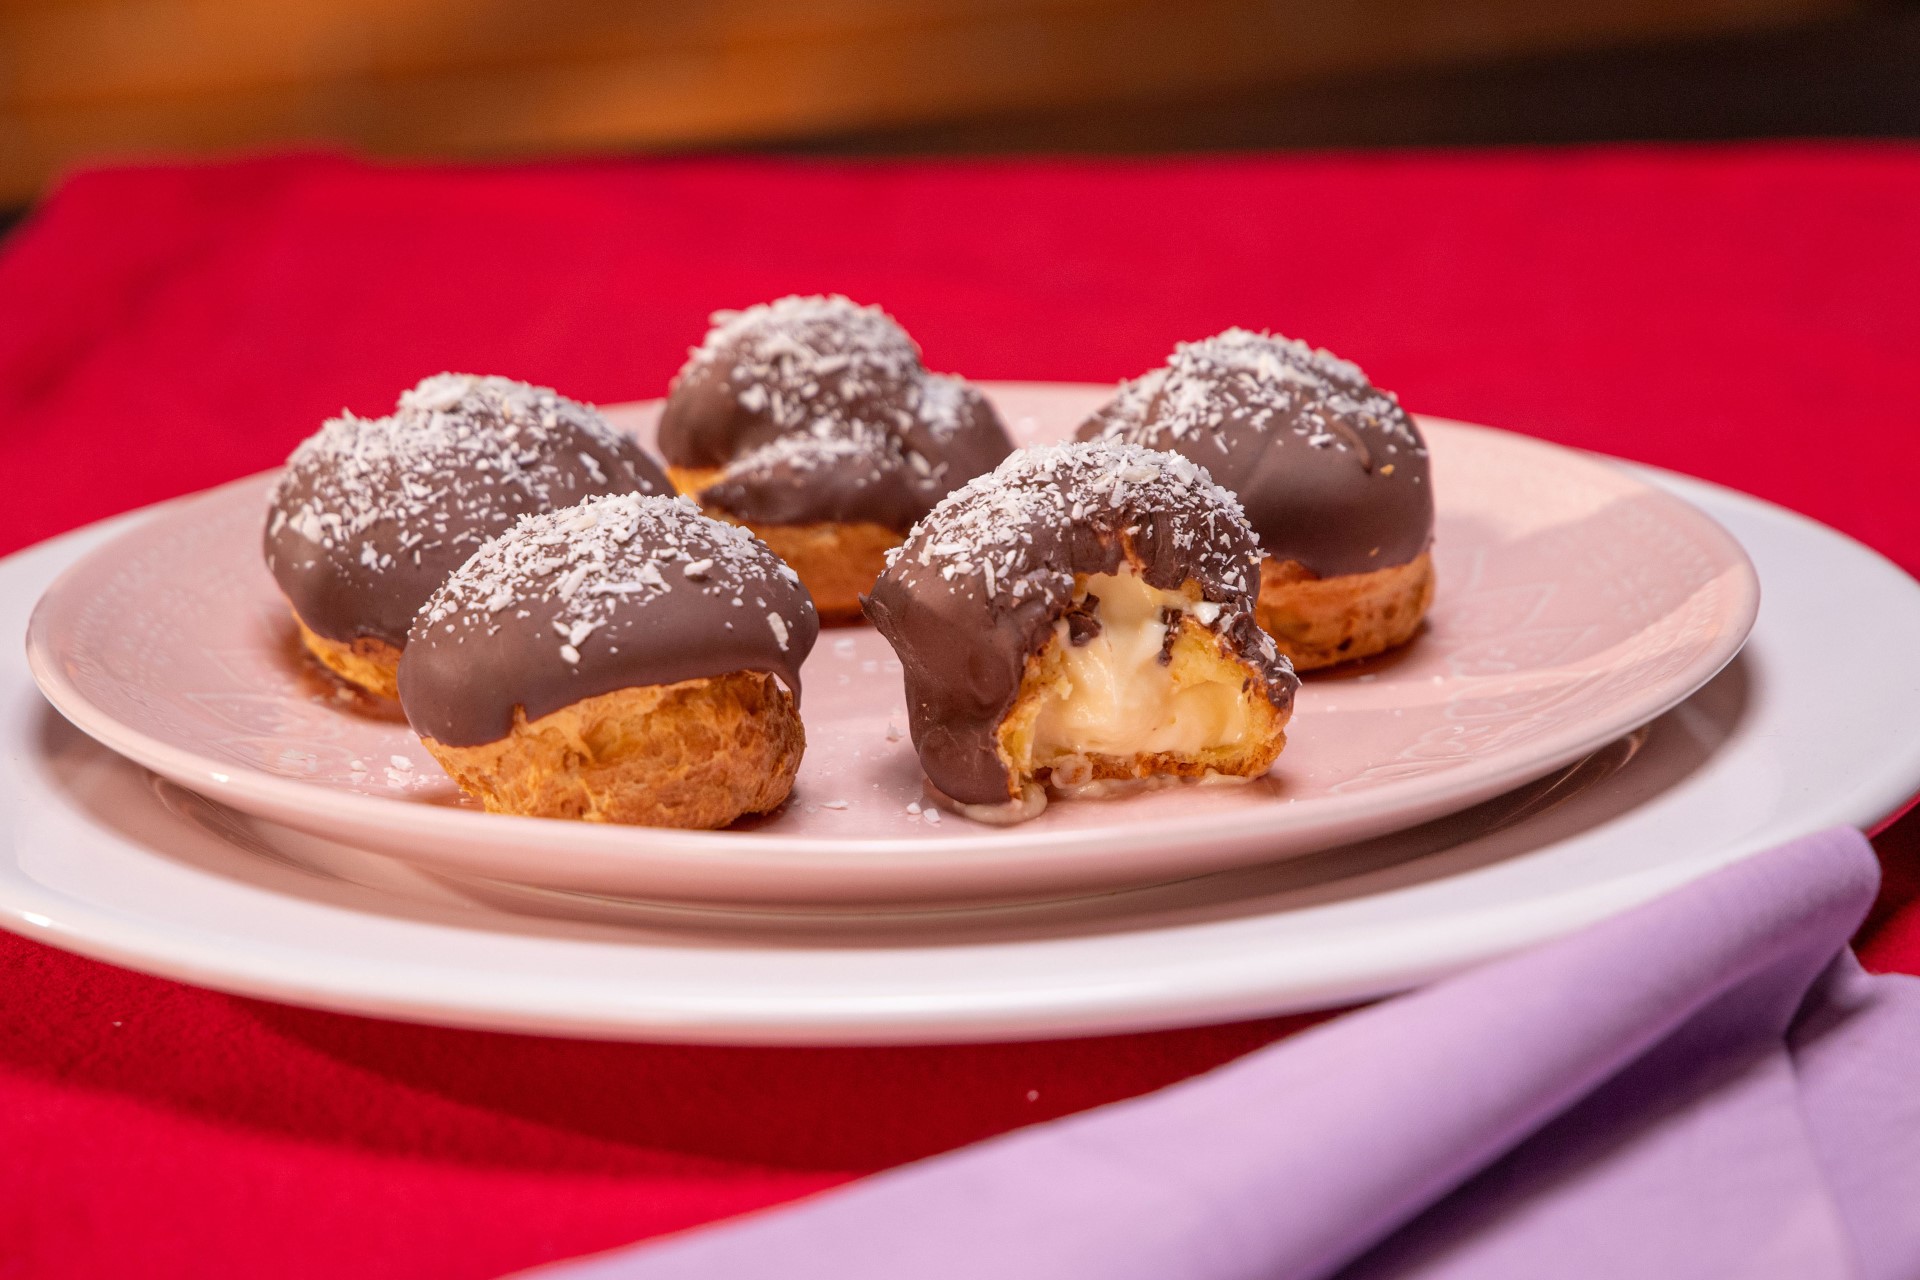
[[265, 374, 670, 651], [398, 494, 818, 747], [659, 297, 1012, 531], [862, 440, 1298, 805], [1075, 330, 1432, 578]]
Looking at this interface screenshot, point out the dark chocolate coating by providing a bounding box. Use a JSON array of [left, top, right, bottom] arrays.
[[264, 374, 670, 651], [658, 298, 920, 468], [398, 494, 818, 747], [659, 297, 1012, 532], [862, 440, 1298, 805], [1075, 330, 1432, 578]]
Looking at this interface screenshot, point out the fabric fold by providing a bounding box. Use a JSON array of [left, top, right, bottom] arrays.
[[524, 828, 1920, 1280]]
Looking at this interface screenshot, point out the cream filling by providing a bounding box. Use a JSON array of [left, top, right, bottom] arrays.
[[1027, 571, 1254, 770]]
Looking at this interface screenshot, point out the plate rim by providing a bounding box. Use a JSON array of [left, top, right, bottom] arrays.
[[20, 400, 1763, 899]]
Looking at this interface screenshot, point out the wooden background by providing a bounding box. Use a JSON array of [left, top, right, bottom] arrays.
[[0, 0, 1874, 202]]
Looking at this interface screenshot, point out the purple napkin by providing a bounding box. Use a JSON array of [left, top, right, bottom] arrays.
[[521, 828, 1920, 1280]]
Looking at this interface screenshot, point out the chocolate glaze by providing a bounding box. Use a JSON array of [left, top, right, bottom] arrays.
[[862, 440, 1298, 805], [658, 296, 1012, 532], [265, 374, 670, 651], [398, 493, 818, 747], [1075, 330, 1432, 578]]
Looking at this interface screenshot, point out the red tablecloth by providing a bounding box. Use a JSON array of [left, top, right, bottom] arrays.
[[2, 147, 1918, 1280]]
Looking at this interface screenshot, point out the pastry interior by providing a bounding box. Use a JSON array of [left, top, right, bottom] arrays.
[[996, 568, 1290, 800]]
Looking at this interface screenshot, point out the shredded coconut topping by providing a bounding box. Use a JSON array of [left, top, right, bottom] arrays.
[[417, 493, 803, 667], [686, 295, 922, 433], [1090, 329, 1425, 460], [887, 439, 1263, 613], [903, 373, 975, 442], [695, 295, 925, 395], [269, 373, 657, 576], [1085, 369, 1165, 437], [680, 296, 997, 509], [719, 421, 902, 483]]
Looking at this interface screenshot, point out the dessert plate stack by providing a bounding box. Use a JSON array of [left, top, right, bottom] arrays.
[[6, 385, 1920, 1043]]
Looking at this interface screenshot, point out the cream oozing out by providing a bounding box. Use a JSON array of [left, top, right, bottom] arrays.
[[1024, 570, 1258, 773], [865, 437, 1299, 821]]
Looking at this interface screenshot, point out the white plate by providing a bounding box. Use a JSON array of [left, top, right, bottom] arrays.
[[23, 388, 1758, 905], [2, 465, 1917, 1042]]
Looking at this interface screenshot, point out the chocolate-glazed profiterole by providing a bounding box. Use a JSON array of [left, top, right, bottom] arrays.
[[265, 373, 670, 698], [1077, 330, 1434, 669], [399, 493, 818, 827], [863, 439, 1298, 822], [658, 295, 1013, 621]]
